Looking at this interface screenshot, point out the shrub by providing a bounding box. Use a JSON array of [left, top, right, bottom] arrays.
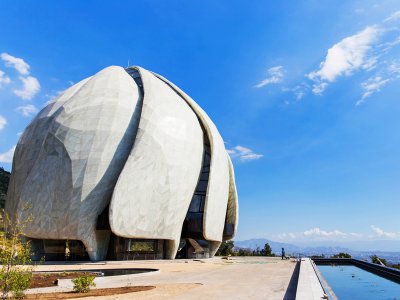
[[215, 241, 234, 256], [331, 253, 351, 259], [72, 275, 96, 293], [0, 209, 34, 299]]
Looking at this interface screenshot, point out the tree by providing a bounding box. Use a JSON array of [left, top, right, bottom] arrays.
[[261, 243, 273, 257], [331, 253, 351, 258], [215, 240, 234, 256], [237, 248, 253, 256], [370, 255, 387, 266], [0, 168, 10, 209], [253, 247, 261, 256], [0, 210, 34, 299]]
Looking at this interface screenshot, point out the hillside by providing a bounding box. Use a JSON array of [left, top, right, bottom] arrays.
[[235, 238, 301, 254], [235, 238, 351, 256], [0, 167, 10, 208]]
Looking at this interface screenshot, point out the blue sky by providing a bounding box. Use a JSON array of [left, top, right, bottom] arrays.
[[1, 0, 400, 250]]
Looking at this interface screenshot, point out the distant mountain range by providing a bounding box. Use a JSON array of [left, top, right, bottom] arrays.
[[235, 238, 351, 255], [234, 238, 400, 263]]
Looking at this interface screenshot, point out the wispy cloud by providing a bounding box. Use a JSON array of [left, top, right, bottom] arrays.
[[356, 76, 390, 106], [273, 227, 353, 241], [370, 225, 400, 239], [273, 232, 297, 240], [384, 10, 400, 22], [281, 12, 400, 105], [0, 116, 6, 130], [254, 66, 285, 88], [0, 69, 11, 87], [303, 227, 348, 238], [273, 225, 400, 242], [0, 146, 16, 163], [13, 76, 40, 100], [0, 53, 30, 75], [16, 104, 38, 117], [227, 145, 263, 162], [292, 83, 309, 100], [308, 26, 382, 95]]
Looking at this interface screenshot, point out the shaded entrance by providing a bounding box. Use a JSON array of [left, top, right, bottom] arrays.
[[28, 238, 89, 261]]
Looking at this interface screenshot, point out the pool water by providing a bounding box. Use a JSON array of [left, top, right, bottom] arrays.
[[317, 265, 400, 300], [85, 268, 157, 276]]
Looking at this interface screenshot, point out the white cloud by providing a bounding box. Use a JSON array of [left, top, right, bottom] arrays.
[[370, 225, 400, 239], [16, 104, 39, 117], [356, 76, 390, 106], [384, 10, 400, 22], [227, 145, 263, 162], [388, 61, 400, 76], [303, 227, 347, 238], [308, 26, 381, 94], [292, 83, 309, 100], [13, 76, 40, 100], [0, 53, 30, 75], [1, 53, 30, 75], [273, 232, 297, 240], [349, 232, 363, 237], [0, 69, 11, 87], [273, 227, 363, 242], [0, 116, 6, 130], [254, 66, 285, 88], [0, 146, 16, 163], [311, 82, 328, 95]]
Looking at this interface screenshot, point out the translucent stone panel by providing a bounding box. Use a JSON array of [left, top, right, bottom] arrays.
[[109, 67, 203, 258], [224, 154, 239, 240], [151, 72, 230, 242], [6, 66, 142, 260]]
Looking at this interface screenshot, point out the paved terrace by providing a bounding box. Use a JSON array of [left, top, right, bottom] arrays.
[[29, 257, 298, 299]]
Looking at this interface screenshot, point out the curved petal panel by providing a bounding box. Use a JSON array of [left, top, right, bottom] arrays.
[[151, 73, 230, 242], [224, 153, 239, 240], [6, 77, 91, 219], [109, 67, 204, 255], [8, 66, 142, 260]]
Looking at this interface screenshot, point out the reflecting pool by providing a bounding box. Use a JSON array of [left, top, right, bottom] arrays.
[[317, 265, 400, 300]]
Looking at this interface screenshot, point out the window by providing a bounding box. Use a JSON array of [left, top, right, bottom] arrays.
[[128, 240, 155, 252]]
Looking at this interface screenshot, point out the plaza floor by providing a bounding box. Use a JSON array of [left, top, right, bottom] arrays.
[[29, 256, 298, 299]]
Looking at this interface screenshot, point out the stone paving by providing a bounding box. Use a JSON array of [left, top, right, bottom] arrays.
[[28, 257, 297, 299]]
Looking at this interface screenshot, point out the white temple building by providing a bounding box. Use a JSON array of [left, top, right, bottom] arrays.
[[6, 66, 238, 261]]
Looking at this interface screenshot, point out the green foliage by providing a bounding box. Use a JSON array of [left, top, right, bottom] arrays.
[[0, 168, 10, 209], [261, 243, 274, 256], [331, 252, 351, 258], [370, 255, 388, 266], [130, 241, 154, 252], [72, 275, 96, 293], [215, 240, 234, 256], [311, 254, 325, 259], [391, 264, 400, 270], [0, 210, 34, 299], [237, 248, 253, 256]]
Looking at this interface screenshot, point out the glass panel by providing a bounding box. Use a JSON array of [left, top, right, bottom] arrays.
[[197, 180, 208, 192], [203, 153, 211, 166], [189, 194, 202, 212], [130, 240, 155, 252], [200, 171, 209, 181]]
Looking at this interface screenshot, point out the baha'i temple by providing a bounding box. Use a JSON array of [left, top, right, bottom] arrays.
[[5, 66, 238, 261]]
